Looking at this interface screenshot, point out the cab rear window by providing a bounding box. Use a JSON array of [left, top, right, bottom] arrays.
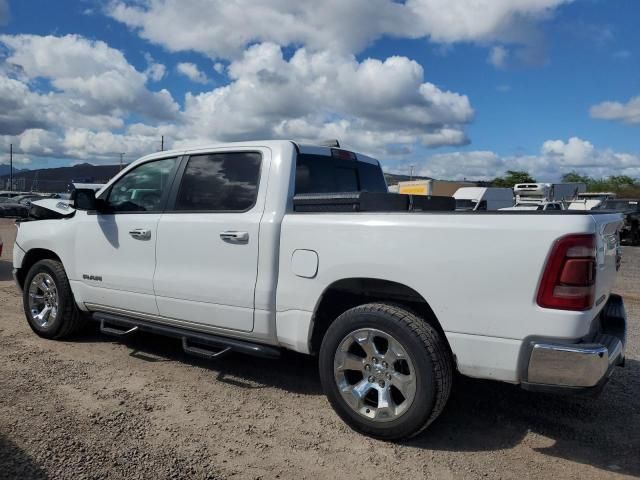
[[295, 154, 387, 194]]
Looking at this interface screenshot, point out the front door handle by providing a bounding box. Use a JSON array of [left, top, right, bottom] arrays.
[[220, 231, 249, 243], [129, 228, 151, 240]]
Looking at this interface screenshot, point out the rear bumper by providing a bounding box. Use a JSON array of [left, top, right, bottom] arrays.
[[521, 294, 626, 393]]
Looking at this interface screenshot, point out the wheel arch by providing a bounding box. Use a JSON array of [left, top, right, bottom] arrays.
[[15, 248, 62, 290], [309, 277, 451, 357]]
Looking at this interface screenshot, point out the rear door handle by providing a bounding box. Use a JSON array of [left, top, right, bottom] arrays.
[[220, 231, 249, 243], [129, 228, 151, 240]]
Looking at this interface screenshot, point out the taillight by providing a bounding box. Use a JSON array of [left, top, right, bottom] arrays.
[[537, 234, 596, 311], [331, 148, 356, 160]]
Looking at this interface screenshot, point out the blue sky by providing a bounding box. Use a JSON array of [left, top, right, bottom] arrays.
[[0, 0, 638, 180]]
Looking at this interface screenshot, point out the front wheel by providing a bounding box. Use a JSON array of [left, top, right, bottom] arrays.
[[319, 303, 453, 440], [23, 259, 84, 339]]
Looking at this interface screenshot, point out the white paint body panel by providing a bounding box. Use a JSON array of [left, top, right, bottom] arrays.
[[12, 140, 624, 385], [152, 147, 272, 332], [73, 211, 162, 314], [453, 187, 514, 210]]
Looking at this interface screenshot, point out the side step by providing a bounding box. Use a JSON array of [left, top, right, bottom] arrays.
[[92, 312, 281, 360]]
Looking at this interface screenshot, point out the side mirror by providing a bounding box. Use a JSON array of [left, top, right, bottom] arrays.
[[72, 189, 98, 210]]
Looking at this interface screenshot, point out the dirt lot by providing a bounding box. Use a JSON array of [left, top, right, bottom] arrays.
[[0, 218, 638, 480]]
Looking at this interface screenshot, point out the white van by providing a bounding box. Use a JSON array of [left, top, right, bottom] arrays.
[[453, 187, 514, 211]]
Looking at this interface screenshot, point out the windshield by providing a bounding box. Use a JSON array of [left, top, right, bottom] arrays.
[[603, 201, 639, 211], [455, 199, 477, 211]]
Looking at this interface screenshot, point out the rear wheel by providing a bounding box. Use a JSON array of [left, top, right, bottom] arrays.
[[319, 303, 453, 440], [23, 259, 84, 339]]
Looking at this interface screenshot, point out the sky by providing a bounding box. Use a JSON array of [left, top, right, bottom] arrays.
[[0, 0, 638, 181]]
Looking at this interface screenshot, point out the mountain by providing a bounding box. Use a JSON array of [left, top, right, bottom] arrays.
[[0, 163, 123, 193], [0, 165, 27, 176]]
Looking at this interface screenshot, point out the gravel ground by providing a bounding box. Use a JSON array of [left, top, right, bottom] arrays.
[[0, 217, 638, 480]]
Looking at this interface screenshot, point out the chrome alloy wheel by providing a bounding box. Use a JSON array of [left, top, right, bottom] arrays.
[[333, 328, 417, 422], [28, 272, 59, 328]]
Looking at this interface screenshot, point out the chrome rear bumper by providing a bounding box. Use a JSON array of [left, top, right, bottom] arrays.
[[522, 294, 626, 392]]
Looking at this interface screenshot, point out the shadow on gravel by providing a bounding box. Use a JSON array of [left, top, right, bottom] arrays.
[[409, 359, 640, 478], [70, 328, 639, 477], [71, 328, 323, 395], [0, 259, 13, 281], [0, 435, 48, 479]]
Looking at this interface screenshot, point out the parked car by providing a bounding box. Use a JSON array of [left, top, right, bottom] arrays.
[[567, 192, 617, 211], [12, 140, 626, 440], [0, 194, 48, 218], [0, 202, 29, 218], [14, 194, 49, 206], [453, 187, 514, 211], [513, 182, 586, 204], [601, 199, 640, 245], [500, 201, 564, 211]]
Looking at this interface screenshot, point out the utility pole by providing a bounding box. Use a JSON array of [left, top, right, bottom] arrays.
[[161, 135, 164, 151], [409, 164, 415, 181], [31, 171, 39, 192], [9, 143, 13, 192], [119, 152, 125, 171]]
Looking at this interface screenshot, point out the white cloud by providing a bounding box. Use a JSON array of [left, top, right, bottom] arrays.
[[213, 62, 225, 74], [590, 96, 640, 124], [488, 45, 509, 69], [407, 137, 640, 181], [144, 52, 167, 81], [0, 37, 473, 164], [176, 62, 208, 83], [61, 127, 167, 160], [0, 34, 179, 121], [0, 34, 182, 163], [106, 0, 570, 59], [178, 43, 473, 152], [0, 76, 50, 135], [541, 137, 596, 164]]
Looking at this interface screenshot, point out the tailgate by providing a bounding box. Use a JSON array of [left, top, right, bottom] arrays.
[[593, 213, 624, 309]]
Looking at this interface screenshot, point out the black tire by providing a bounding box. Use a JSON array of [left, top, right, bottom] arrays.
[[22, 259, 85, 339], [319, 303, 453, 440]]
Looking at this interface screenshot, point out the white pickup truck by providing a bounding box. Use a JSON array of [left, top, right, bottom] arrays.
[[12, 141, 627, 440]]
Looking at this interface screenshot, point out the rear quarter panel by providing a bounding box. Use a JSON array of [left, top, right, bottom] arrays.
[[277, 212, 602, 342]]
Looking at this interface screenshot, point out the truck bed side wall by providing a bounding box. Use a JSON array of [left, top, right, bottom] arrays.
[[276, 212, 599, 382]]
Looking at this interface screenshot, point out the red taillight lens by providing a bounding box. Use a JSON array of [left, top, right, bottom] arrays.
[[331, 148, 356, 160], [537, 234, 596, 311]]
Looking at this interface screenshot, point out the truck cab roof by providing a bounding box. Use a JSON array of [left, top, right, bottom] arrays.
[[132, 140, 380, 167]]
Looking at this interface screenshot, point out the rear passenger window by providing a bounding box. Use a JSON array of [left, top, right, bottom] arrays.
[[174, 152, 261, 212]]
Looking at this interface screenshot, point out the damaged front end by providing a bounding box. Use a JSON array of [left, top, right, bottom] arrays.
[[22, 199, 76, 222]]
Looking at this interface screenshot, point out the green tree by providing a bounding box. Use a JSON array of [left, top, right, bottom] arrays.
[[491, 170, 535, 188], [608, 175, 636, 186], [561, 171, 592, 184]]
